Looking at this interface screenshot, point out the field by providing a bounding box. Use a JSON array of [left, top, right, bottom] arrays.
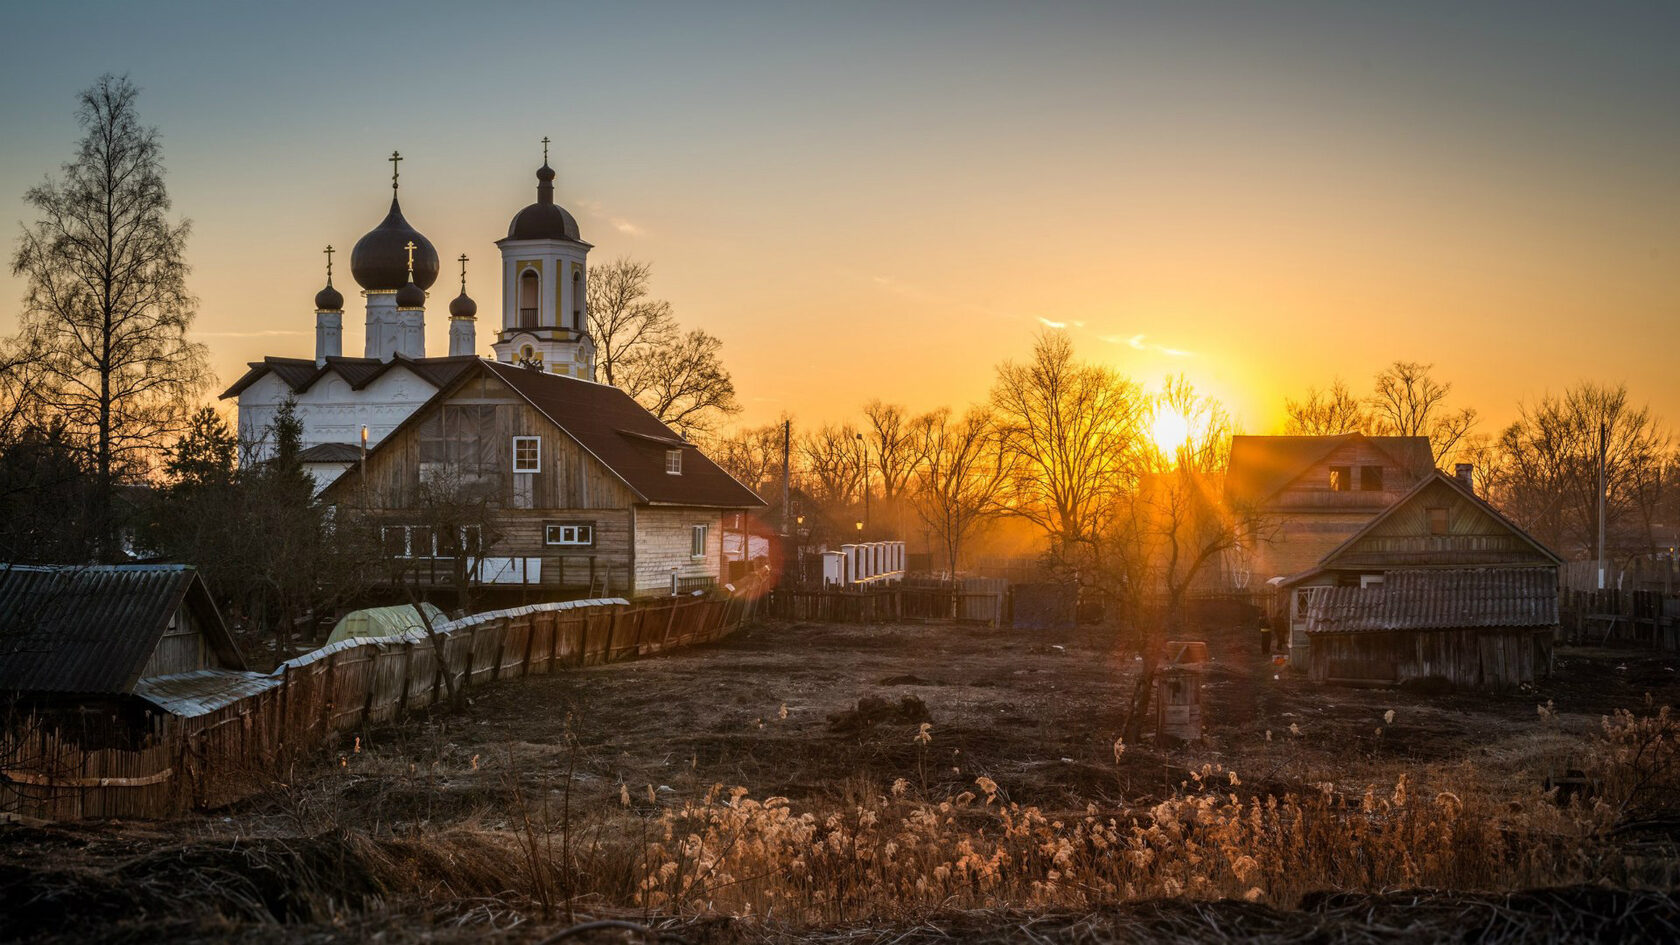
[[3, 614, 1678, 943]]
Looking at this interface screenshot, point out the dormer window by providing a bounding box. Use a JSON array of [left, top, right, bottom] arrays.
[[666, 449, 682, 475], [1329, 465, 1352, 491], [513, 436, 541, 473]]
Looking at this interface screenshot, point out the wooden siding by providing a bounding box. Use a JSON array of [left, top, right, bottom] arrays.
[[1251, 440, 1430, 581], [633, 508, 723, 596], [340, 374, 639, 512], [1308, 627, 1553, 689], [1328, 478, 1556, 571], [140, 604, 211, 678]]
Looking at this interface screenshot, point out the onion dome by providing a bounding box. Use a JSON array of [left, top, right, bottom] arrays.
[[506, 162, 581, 241], [314, 282, 344, 312], [395, 279, 426, 309], [352, 195, 440, 291], [449, 290, 477, 318]]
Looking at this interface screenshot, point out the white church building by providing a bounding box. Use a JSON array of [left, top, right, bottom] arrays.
[[222, 151, 599, 488]]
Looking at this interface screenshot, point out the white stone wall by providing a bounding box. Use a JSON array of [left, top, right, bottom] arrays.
[[237, 365, 435, 462], [491, 239, 594, 379], [632, 507, 723, 596]]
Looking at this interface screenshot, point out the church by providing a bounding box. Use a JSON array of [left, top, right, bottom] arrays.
[[223, 149, 765, 599], [223, 148, 601, 488]]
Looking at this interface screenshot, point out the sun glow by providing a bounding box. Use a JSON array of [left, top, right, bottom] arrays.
[[1150, 406, 1192, 453]]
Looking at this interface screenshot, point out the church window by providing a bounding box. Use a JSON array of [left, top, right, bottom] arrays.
[[544, 522, 595, 546], [665, 449, 682, 475], [572, 269, 583, 330], [519, 269, 539, 328], [513, 436, 541, 473], [690, 523, 709, 558]]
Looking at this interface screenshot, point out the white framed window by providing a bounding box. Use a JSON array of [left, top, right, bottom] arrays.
[[544, 522, 595, 546], [690, 523, 708, 558], [666, 449, 683, 475], [513, 436, 541, 473]]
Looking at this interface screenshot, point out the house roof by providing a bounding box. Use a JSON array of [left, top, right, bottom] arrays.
[[322, 360, 765, 510], [1279, 471, 1564, 587], [1225, 434, 1433, 506], [299, 442, 362, 463], [220, 354, 482, 400], [1305, 567, 1559, 634], [0, 565, 244, 696]]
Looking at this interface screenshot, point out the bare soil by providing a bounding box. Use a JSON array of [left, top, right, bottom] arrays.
[[4, 615, 1678, 943]]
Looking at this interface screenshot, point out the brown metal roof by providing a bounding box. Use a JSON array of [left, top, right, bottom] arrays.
[[1305, 567, 1559, 634], [0, 565, 244, 696], [1226, 434, 1433, 506], [299, 442, 362, 463], [220, 354, 481, 400], [485, 362, 766, 509]]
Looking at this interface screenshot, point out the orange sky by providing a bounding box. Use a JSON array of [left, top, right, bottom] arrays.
[[3, 3, 1676, 439]]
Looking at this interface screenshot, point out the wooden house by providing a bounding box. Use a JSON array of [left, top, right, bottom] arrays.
[[321, 359, 766, 600], [0, 564, 249, 743], [1279, 468, 1565, 686], [1226, 434, 1435, 584]]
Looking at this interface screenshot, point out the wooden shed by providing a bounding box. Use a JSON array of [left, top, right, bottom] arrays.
[[1304, 568, 1558, 688]]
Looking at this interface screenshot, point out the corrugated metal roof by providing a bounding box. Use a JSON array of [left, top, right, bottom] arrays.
[[0, 564, 243, 695], [132, 669, 281, 719], [1305, 567, 1559, 634]]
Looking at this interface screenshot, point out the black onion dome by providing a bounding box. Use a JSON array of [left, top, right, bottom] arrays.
[[314, 282, 344, 311], [352, 197, 440, 291], [395, 280, 426, 309], [449, 290, 477, 318], [506, 163, 581, 241]]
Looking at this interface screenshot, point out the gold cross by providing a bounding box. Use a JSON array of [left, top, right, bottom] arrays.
[[541, 136, 550, 164], [323, 244, 334, 282], [458, 253, 468, 291], [404, 240, 417, 281], [389, 150, 402, 190]]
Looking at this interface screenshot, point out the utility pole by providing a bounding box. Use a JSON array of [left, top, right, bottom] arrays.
[[1597, 419, 1608, 591], [780, 419, 791, 537]]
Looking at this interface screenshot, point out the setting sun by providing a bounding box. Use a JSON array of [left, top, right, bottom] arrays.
[[1151, 405, 1192, 452]]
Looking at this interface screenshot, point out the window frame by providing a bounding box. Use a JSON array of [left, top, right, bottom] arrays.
[[1359, 465, 1383, 492], [690, 523, 708, 558], [544, 522, 596, 547], [513, 435, 542, 474], [1328, 465, 1352, 492], [666, 449, 683, 476]]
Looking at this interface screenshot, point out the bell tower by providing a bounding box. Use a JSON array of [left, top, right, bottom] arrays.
[[491, 139, 596, 379]]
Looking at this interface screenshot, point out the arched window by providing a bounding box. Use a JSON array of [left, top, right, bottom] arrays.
[[519, 269, 539, 328], [571, 269, 583, 331]]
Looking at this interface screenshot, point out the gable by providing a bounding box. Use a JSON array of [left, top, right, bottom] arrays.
[[1319, 474, 1562, 571], [1228, 435, 1431, 507]]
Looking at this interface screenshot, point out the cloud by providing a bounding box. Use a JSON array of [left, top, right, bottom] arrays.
[[1037, 317, 1067, 329], [1102, 333, 1193, 358], [575, 198, 646, 237]]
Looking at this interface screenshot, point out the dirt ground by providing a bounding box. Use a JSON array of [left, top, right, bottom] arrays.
[[4, 615, 1679, 943]]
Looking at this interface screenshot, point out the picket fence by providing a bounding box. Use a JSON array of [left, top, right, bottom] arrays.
[[2, 585, 764, 821]]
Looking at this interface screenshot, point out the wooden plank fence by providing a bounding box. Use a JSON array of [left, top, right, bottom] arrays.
[[1559, 588, 1680, 650], [1, 583, 767, 822]]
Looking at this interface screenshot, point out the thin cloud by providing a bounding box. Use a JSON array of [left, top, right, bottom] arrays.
[[858, 271, 1012, 321], [575, 198, 646, 237], [1102, 333, 1193, 358], [1037, 317, 1067, 329]]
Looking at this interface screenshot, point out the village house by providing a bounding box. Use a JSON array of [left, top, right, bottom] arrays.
[[0, 565, 260, 743], [320, 359, 766, 601], [1278, 467, 1564, 687], [1226, 433, 1436, 584]]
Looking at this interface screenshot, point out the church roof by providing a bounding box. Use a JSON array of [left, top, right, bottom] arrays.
[[299, 442, 363, 463], [220, 354, 482, 400], [502, 162, 586, 243], [352, 195, 440, 291]]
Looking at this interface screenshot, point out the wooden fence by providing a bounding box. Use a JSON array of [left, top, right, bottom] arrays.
[[1559, 588, 1680, 650], [2, 586, 765, 821], [766, 579, 1007, 627]]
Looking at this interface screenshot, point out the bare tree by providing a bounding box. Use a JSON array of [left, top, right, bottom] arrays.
[[1496, 383, 1671, 558], [713, 422, 787, 498], [798, 423, 866, 511], [586, 257, 674, 388], [11, 74, 209, 557], [991, 332, 1143, 549], [861, 400, 927, 503], [620, 328, 740, 439], [1369, 361, 1476, 463], [1284, 378, 1371, 435], [910, 407, 1011, 575]]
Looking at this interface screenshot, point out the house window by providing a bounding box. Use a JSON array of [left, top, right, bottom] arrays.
[[690, 523, 708, 558], [1329, 466, 1352, 491], [513, 436, 541, 473], [1427, 507, 1449, 535], [666, 449, 683, 475], [545, 522, 595, 546], [1360, 466, 1383, 491]]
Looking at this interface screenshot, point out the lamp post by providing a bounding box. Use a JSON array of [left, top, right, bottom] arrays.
[[855, 431, 869, 532]]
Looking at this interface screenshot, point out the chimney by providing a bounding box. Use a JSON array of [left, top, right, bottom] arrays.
[[1454, 463, 1473, 488]]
